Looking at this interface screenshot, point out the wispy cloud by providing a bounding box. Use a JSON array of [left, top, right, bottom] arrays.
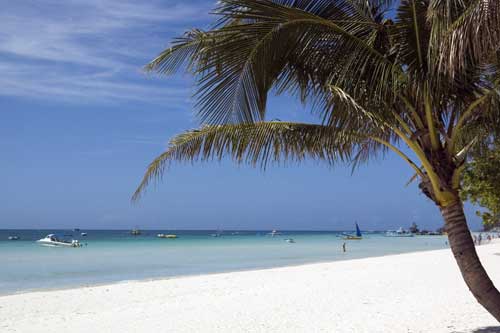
[[120, 136, 168, 146], [0, 60, 192, 105], [0, 0, 213, 104]]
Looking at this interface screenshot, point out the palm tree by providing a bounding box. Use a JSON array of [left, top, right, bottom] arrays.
[[133, 0, 500, 320]]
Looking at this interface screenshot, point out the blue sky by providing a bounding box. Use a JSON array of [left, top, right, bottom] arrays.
[[0, 0, 483, 230]]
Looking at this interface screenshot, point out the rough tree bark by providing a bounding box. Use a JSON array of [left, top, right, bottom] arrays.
[[442, 200, 500, 321]]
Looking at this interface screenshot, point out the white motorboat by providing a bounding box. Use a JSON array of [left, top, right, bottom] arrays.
[[284, 238, 295, 243], [385, 227, 414, 237], [37, 234, 82, 247], [8, 236, 20, 240], [157, 233, 177, 239]]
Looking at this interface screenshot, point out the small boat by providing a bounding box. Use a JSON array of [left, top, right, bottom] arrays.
[[81, 232, 87, 237], [37, 234, 82, 247], [210, 228, 223, 237], [268, 229, 281, 237], [343, 223, 362, 240], [385, 227, 414, 237], [130, 228, 141, 236], [157, 233, 178, 239], [73, 228, 80, 232], [8, 236, 20, 240], [284, 238, 295, 243]]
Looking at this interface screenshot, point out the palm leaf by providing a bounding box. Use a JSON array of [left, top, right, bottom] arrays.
[[146, 29, 216, 74], [146, 0, 405, 125], [137, 0, 500, 212], [393, 0, 430, 77], [132, 121, 371, 201], [432, 0, 500, 77]]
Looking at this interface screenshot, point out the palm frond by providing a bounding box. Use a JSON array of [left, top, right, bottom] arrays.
[[132, 121, 372, 201], [452, 85, 500, 154], [405, 171, 420, 187], [146, 0, 405, 125], [393, 0, 430, 77], [432, 0, 500, 76], [138, 0, 500, 209], [145, 29, 216, 74], [345, 0, 396, 21], [320, 85, 401, 141]]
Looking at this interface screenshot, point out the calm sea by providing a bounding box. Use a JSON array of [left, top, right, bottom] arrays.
[[0, 229, 449, 295]]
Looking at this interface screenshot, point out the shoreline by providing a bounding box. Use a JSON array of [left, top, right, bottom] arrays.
[[2, 239, 496, 298], [2, 242, 500, 332], [0, 240, 456, 297]]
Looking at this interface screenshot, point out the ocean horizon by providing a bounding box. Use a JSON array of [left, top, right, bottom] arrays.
[[0, 229, 451, 295]]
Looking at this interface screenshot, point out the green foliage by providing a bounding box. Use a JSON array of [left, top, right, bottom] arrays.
[[134, 0, 500, 203], [462, 140, 500, 228]]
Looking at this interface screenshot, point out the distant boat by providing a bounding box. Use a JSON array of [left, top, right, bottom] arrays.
[[268, 230, 281, 237], [343, 223, 362, 240], [8, 236, 20, 240], [131, 228, 141, 236], [284, 238, 295, 243], [210, 228, 223, 237], [81, 232, 87, 237], [73, 228, 80, 232], [385, 227, 414, 237], [157, 233, 177, 239], [37, 234, 82, 247]]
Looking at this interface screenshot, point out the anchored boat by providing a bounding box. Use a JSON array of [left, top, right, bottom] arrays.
[[268, 229, 282, 237], [385, 227, 414, 237], [157, 233, 178, 239], [37, 234, 82, 247], [210, 228, 223, 237], [343, 223, 363, 240], [130, 228, 141, 236]]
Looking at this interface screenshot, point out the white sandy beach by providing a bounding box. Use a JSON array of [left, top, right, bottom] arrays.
[[1, 243, 500, 333]]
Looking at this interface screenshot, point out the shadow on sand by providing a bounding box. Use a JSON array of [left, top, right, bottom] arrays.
[[468, 327, 500, 333]]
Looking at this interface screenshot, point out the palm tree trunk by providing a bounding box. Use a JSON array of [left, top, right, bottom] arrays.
[[441, 200, 500, 321]]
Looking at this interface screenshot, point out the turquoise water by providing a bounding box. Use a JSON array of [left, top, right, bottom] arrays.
[[0, 229, 449, 295]]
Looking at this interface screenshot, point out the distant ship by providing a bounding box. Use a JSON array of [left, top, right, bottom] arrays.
[[385, 227, 414, 237], [268, 230, 281, 237], [130, 228, 141, 236], [211, 228, 223, 237]]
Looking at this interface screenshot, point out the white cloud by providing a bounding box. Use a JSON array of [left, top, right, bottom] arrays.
[[0, 60, 192, 105], [0, 0, 213, 104]]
